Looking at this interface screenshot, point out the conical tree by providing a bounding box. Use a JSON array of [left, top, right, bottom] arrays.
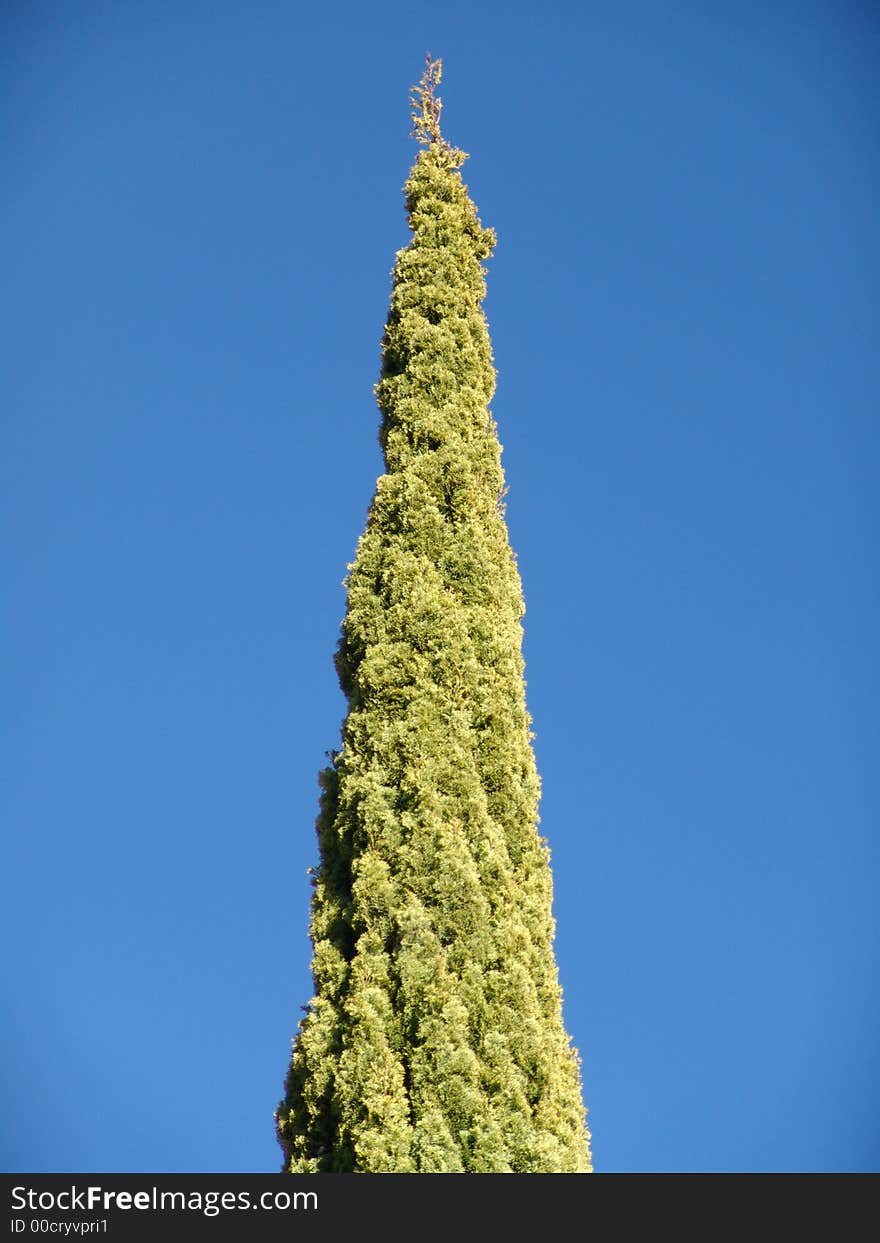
[[277, 57, 591, 1173]]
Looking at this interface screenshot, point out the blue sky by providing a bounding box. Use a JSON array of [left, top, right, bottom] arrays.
[[3, 1, 877, 1173]]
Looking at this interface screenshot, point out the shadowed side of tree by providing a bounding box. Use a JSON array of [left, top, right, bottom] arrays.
[[276, 57, 591, 1173]]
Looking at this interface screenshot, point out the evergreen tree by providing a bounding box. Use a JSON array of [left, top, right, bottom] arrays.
[[277, 57, 591, 1173]]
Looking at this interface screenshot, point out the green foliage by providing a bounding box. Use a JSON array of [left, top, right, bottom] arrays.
[[276, 63, 591, 1173]]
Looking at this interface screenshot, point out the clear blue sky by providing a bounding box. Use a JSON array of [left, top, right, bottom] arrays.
[[3, 0, 877, 1173]]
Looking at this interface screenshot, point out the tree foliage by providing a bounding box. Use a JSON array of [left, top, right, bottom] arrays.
[[276, 58, 591, 1173]]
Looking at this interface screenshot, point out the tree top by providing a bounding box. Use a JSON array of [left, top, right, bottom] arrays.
[[410, 53, 445, 146]]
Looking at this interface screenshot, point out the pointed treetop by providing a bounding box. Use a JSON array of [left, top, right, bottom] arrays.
[[410, 53, 445, 146]]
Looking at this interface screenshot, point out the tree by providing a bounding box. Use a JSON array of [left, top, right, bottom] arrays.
[[276, 57, 591, 1173]]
